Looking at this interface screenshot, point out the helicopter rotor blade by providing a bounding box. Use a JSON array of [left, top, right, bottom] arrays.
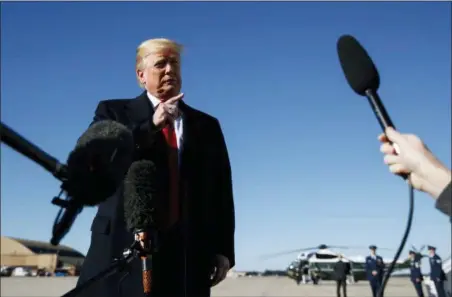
[[331, 245, 392, 251], [259, 244, 393, 260], [327, 245, 351, 249], [259, 248, 314, 259], [259, 245, 330, 259]]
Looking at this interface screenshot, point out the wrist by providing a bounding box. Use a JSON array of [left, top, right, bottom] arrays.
[[421, 164, 451, 199], [150, 118, 163, 132]]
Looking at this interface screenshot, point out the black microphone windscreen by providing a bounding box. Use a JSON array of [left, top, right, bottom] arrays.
[[123, 160, 156, 232], [337, 35, 380, 96], [65, 120, 134, 206]]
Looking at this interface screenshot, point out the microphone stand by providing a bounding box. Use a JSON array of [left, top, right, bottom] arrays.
[[60, 241, 149, 297]]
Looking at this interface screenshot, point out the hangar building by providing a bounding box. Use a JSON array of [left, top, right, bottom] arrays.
[[0, 236, 85, 273]]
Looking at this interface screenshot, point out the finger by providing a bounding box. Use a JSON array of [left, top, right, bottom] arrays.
[[380, 143, 396, 155], [155, 111, 174, 127], [393, 143, 401, 155], [383, 154, 400, 165], [210, 266, 216, 279], [160, 103, 171, 113], [161, 105, 173, 116], [210, 267, 220, 286], [166, 93, 184, 105], [389, 163, 410, 175], [159, 108, 175, 123], [219, 266, 228, 281], [156, 103, 170, 117], [211, 267, 226, 286], [163, 101, 180, 115], [157, 108, 170, 120], [385, 127, 403, 143], [378, 133, 389, 143], [161, 103, 178, 116]]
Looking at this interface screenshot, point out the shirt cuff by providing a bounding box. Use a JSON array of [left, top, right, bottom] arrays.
[[435, 182, 451, 217]]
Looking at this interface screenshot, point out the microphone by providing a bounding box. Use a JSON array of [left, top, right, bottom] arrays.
[[0, 120, 134, 246], [336, 35, 397, 131], [51, 120, 135, 246], [336, 34, 414, 297], [337, 35, 408, 176], [64, 120, 135, 206], [123, 160, 157, 297]]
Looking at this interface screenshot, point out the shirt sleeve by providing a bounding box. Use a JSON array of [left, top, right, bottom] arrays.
[[435, 182, 451, 217]]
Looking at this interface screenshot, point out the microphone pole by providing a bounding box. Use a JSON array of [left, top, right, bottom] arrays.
[[60, 245, 137, 297], [0, 121, 67, 181], [1, 121, 81, 246], [60, 235, 156, 297]]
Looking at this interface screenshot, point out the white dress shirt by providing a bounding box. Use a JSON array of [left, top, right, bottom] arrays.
[[147, 92, 184, 160]]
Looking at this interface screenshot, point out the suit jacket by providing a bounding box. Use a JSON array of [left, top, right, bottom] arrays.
[[333, 261, 350, 281], [76, 91, 235, 297]]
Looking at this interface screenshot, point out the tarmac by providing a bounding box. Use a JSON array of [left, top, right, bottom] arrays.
[[1, 276, 417, 297]]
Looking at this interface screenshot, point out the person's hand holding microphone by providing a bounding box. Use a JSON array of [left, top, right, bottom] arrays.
[[378, 127, 451, 200], [152, 93, 184, 129]]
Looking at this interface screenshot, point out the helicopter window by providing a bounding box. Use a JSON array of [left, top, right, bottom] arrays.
[[315, 253, 338, 259]]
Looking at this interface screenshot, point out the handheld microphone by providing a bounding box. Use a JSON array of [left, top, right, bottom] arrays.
[[124, 160, 157, 297], [336, 35, 397, 132], [336, 34, 414, 297], [0, 120, 134, 246]]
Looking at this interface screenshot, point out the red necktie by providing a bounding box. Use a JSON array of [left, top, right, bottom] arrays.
[[162, 123, 179, 227]]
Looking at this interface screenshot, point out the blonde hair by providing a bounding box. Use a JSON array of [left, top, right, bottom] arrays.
[[135, 38, 183, 88]]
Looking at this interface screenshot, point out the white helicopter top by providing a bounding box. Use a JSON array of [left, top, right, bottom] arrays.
[[281, 244, 407, 265]]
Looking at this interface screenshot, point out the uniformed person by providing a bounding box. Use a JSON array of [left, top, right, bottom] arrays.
[[428, 246, 446, 297], [408, 250, 425, 297], [365, 245, 385, 297]]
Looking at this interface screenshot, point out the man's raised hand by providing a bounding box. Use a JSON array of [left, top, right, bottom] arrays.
[[152, 93, 184, 128]]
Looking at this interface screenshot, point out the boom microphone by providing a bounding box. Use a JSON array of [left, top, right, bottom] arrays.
[[51, 120, 135, 246], [0, 120, 134, 246], [336, 34, 414, 297], [65, 120, 135, 206], [124, 160, 157, 297]]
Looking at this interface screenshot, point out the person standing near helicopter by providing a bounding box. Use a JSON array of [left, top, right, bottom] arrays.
[[302, 263, 310, 284], [365, 245, 385, 297], [428, 246, 447, 297], [333, 254, 350, 297], [408, 250, 425, 297]]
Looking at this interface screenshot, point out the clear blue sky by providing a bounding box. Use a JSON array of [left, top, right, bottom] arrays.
[[1, 2, 450, 271]]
